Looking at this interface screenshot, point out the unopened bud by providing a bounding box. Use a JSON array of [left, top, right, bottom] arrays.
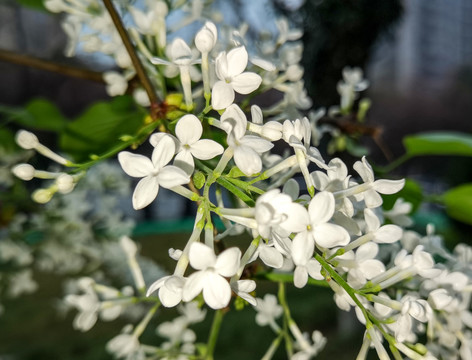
[[195, 22, 217, 53], [12, 164, 35, 181], [286, 64, 304, 82], [32, 188, 54, 204], [120, 236, 137, 257], [56, 174, 74, 194], [16, 130, 39, 150]]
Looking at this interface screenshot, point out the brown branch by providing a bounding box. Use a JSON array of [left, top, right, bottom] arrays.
[[102, 0, 162, 120], [0, 48, 104, 83]]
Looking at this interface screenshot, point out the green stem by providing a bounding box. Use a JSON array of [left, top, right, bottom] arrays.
[[205, 309, 225, 360], [261, 332, 284, 360], [255, 272, 330, 287], [377, 153, 412, 174], [277, 282, 294, 357]]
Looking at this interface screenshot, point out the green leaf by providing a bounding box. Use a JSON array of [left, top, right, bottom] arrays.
[[404, 132, 472, 157], [0, 98, 67, 132], [59, 96, 144, 161], [382, 178, 423, 213], [17, 0, 48, 11], [443, 184, 472, 225], [0, 128, 18, 152], [193, 171, 205, 189], [228, 166, 246, 178]]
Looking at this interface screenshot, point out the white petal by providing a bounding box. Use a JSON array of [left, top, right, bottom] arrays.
[[169, 38, 192, 65], [175, 114, 202, 145], [353, 157, 374, 183], [220, 104, 247, 138], [132, 176, 159, 209], [308, 191, 335, 225], [182, 271, 206, 302], [280, 203, 309, 233], [189, 243, 216, 270], [234, 279, 256, 293], [291, 231, 313, 266], [364, 188, 383, 208], [294, 266, 308, 288], [226, 46, 248, 77], [174, 150, 195, 175], [118, 152, 153, 177], [214, 247, 241, 277], [375, 225, 402, 243], [211, 81, 235, 110], [190, 139, 224, 160], [360, 259, 385, 279], [314, 223, 350, 248], [159, 285, 183, 307], [233, 146, 262, 176], [215, 51, 228, 80], [259, 246, 284, 269], [231, 72, 262, 94], [251, 105, 263, 124], [356, 242, 378, 261], [146, 276, 168, 297], [156, 165, 190, 188], [152, 135, 176, 169], [373, 179, 405, 194], [240, 136, 273, 153], [203, 273, 231, 309], [364, 208, 380, 232], [307, 259, 324, 280]]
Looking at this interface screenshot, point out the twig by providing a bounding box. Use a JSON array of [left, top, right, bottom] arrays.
[[102, 0, 162, 119], [0, 49, 103, 83]]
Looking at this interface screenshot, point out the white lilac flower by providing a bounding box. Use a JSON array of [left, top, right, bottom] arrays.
[[253, 294, 283, 327], [383, 198, 414, 227], [195, 21, 217, 53], [254, 189, 295, 240], [157, 316, 196, 345], [182, 243, 241, 309], [177, 301, 207, 324], [172, 114, 224, 174], [103, 71, 128, 96], [337, 242, 385, 289], [151, 38, 201, 107], [247, 105, 283, 141], [230, 279, 257, 306], [106, 332, 141, 359], [147, 275, 186, 308], [220, 104, 273, 176], [353, 156, 405, 208], [118, 136, 190, 210], [291, 330, 327, 360], [364, 208, 403, 244], [395, 297, 433, 342], [211, 46, 262, 110], [337, 67, 369, 110], [287, 191, 350, 250]]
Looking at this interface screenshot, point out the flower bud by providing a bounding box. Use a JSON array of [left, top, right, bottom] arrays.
[[12, 164, 35, 181], [286, 64, 304, 82], [120, 236, 137, 257], [261, 122, 283, 141], [56, 173, 75, 194], [32, 188, 54, 204], [195, 22, 217, 53], [16, 130, 39, 150]]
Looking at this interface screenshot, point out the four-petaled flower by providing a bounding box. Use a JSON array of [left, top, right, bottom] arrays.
[[118, 136, 190, 210], [212, 46, 262, 110], [182, 243, 241, 309]]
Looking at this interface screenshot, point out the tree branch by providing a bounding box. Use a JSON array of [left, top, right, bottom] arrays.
[[102, 0, 162, 120], [0, 49, 104, 83]]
